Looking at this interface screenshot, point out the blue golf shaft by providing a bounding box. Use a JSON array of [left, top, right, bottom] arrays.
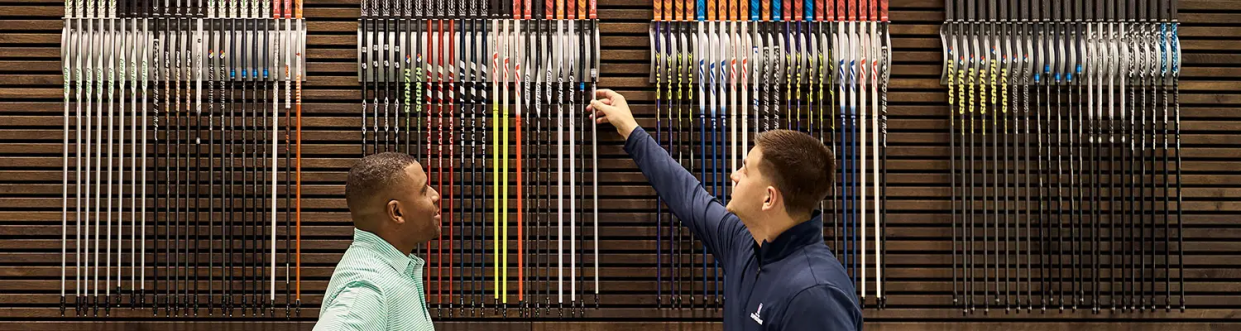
[[849, 54, 858, 282], [838, 54, 848, 281], [715, 50, 726, 309], [695, 0, 707, 308], [708, 52, 719, 309]]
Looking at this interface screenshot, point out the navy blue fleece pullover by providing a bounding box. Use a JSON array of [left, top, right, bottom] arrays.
[[625, 126, 862, 330]]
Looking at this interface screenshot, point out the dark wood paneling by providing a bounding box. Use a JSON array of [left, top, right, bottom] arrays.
[[1, 0, 1240, 328]]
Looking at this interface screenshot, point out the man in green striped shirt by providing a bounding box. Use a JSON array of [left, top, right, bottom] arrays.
[[314, 153, 441, 331]]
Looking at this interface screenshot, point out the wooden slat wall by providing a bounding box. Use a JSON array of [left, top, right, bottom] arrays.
[[2, 0, 1240, 328]]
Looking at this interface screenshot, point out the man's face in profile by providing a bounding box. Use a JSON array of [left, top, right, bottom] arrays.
[[728, 147, 774, 226], [397, 163, 440, 243]]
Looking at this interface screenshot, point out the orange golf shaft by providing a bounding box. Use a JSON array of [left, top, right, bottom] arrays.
[[655, 0, 664, 20], [708, 0, 715, 21], [441, 18, 451, 306]]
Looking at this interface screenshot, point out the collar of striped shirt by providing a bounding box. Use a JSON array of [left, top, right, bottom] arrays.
[[353, 228, 424, 278]]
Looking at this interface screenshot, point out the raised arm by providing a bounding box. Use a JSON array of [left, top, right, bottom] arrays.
[[591, 89, 750, 267]]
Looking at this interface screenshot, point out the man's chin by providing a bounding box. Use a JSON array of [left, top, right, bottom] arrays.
[[727, 207, 748, 221]]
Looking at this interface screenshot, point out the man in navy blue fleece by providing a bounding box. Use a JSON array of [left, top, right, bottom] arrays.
[[589, 89, 862, 330]]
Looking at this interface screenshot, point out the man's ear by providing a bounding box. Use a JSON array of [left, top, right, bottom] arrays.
[[762, 186, 779, 212], [387, 199, 405, 225]]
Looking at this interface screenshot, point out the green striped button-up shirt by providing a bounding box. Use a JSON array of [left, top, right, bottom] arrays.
[[314, 229, 434, 331]]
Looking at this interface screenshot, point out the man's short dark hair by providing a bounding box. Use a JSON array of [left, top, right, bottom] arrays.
[[346, 152, 420, 212], [754, 130, 836, 217]]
